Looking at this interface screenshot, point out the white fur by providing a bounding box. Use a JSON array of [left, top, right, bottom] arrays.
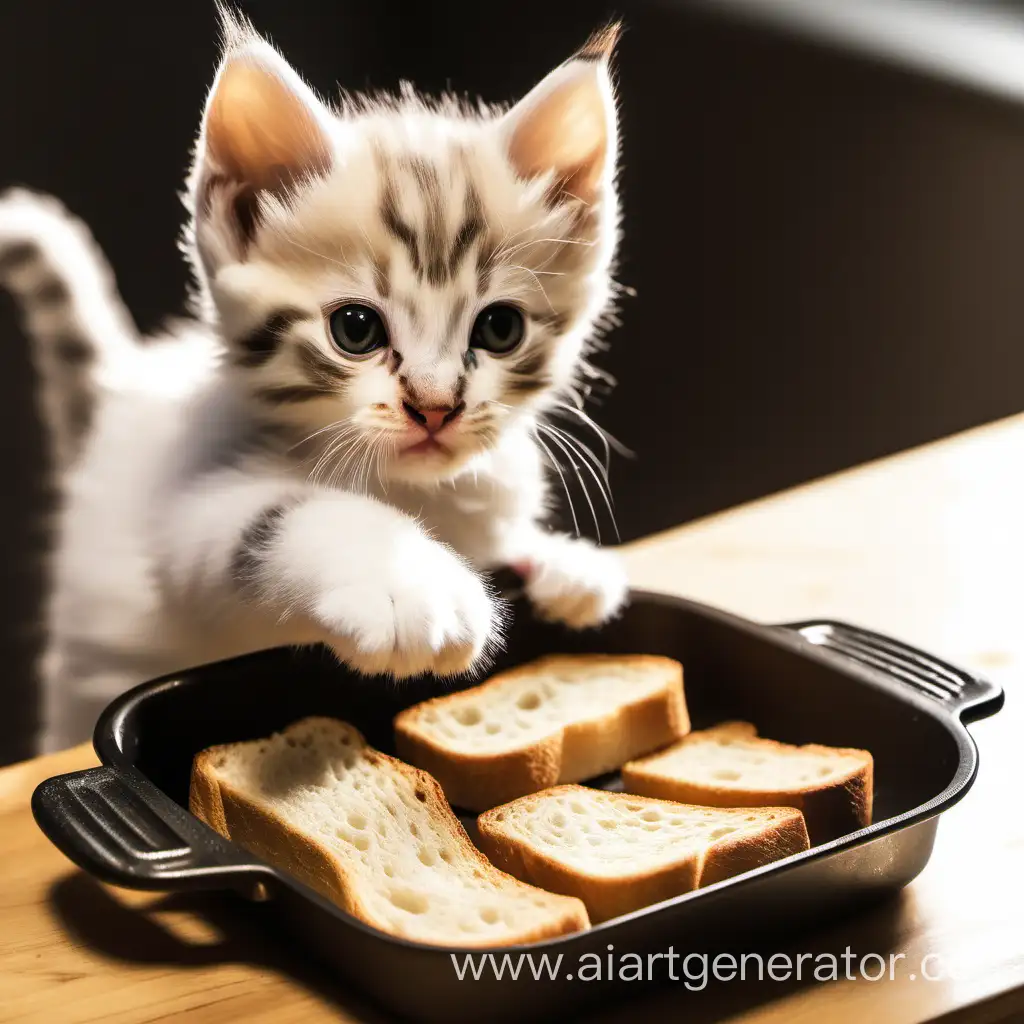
[[2, 18, 629, 753]]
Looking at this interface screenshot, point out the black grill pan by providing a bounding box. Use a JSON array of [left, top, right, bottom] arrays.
[[31, 591, 1002, 1022]]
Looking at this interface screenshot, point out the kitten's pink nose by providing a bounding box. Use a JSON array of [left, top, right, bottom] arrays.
[[402, 401, 465, 434]]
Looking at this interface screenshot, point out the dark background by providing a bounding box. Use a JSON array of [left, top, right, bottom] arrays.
[[4, 0, 1024, 762]]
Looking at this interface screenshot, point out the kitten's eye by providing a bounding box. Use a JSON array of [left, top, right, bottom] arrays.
[[329, 304, 387, 356], [470, 304, 524, 355]]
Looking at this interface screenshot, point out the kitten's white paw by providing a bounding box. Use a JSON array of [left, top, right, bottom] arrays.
[[519, 538, 628, 629], [314, 533, 498, 679]]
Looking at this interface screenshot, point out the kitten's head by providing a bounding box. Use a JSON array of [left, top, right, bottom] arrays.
[[187, 12, 621, 485]]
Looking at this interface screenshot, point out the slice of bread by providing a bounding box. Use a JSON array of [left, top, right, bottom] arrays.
[[477, 785, 809, 923], [189, 717, 589, 946], [394, 654, 689, 812], [622, 721, 873, 843]]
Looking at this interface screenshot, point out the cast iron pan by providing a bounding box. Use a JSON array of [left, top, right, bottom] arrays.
[[32, 591, 1003, 1022]]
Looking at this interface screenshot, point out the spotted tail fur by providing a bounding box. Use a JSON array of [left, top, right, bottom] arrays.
[[0, 189, 139, 469]]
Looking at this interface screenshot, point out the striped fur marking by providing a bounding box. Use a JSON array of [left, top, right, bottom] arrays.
[[476, 245, 496, 295], [35, 276, 70, 305], [445, 296, 468, 345], [505, 345, 551, 398], [447, 183, 484, 281], [231, 502, 291, 590], [403, 157, 447, 286], [535, 310, 570, 335], [53, 332, 94, 366], [395, 294, 422, 332], [258, 383, 335, 405], [423, 190, 450, 286], [0, 241, 37, 276], [203, 172, 262, 248], [381, 182, 421, 275], [235, 308, 307, 369], [65, 390, 94, 440], [295, 341, 353, 389], [371, 252, 391, 299], [380, 159, 486, 288]]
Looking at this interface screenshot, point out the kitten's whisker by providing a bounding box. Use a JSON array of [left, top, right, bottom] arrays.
[[282, 235, 359, 274], [496, 236, 595, 261], [375, 435, 394, 493], [372, 444, 383, 495], [546, 424, 621, 542], [360, 432, 380, 496], [543, 422, 610, 487], [352, 436, 373, 495], [533, 432, 580, 539], [362, 430, 388, 495], [568, 408, 611, 474], [539, 424, 602, 544], [505, 264, 554, 312], [552, 402, 633, 463], [532, 249, 569, 276], [323, 434, 365, 489], [309, 422, 359, 460], [289, 420, 348, 453], [488, 226, 530, 259], [310, 442, 346, 487], [330, 433, 368, 490], [541, 422, 620, 543], [307, 425, 362, 485], [333, 439, 358, 491], [350, 437, 373, 494], [561, 432, 622, 544], [307, 430, 349, 484], [299, 421, 351, 468]]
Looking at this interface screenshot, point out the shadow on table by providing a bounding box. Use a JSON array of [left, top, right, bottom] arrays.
[[49, 870, 908, 1024], [48, 871, 393, 1023]]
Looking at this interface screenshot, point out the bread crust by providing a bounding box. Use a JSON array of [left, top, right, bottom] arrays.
[[189, 719, 590, 947], [477, 785, 810, 924], [394, 654, 689, 812], [622, 722, 873, 844]]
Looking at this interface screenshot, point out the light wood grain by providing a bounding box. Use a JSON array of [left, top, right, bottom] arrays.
[[3, 416, 1024, 1023]]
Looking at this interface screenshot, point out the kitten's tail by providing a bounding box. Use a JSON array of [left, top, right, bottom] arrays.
[[0, 188, 139, 470]]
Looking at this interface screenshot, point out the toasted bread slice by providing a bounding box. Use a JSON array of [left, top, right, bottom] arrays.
[[622, 721, 873, 843], [477, 785, 809, 923], [394, 654, 689, 811], [189, 717, 589, 946]]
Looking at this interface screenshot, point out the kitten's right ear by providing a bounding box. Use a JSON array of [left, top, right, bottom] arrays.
[[504, 24, 620, 205], [192, 10, 333, 253]]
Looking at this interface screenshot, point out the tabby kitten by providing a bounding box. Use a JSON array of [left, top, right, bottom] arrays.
[[0, 10, 628, 752]]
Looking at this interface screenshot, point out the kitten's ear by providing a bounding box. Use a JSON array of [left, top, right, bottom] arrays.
[[193, 12, 332, 248], [504, 24, 620, 204]]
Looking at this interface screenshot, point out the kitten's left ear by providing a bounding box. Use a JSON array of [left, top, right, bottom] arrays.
[[504, 24, 620, 204], [192, 12, 333, 252]]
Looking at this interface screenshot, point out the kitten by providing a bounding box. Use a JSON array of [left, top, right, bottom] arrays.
[[0, 10, 628, 753]]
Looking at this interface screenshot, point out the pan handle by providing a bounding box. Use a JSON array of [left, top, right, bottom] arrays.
[[780, 620, 1004, 724], [32, 764, 270, 893]]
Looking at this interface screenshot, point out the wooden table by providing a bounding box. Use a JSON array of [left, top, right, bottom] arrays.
[[3, 416, 1023, 1024]]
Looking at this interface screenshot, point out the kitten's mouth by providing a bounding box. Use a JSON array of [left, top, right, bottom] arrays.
[[401, 436, 450, 457]]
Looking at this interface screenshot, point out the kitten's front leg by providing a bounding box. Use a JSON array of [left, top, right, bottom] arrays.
[[160, 471, 499, 677], [502, 525, 629, 630]]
